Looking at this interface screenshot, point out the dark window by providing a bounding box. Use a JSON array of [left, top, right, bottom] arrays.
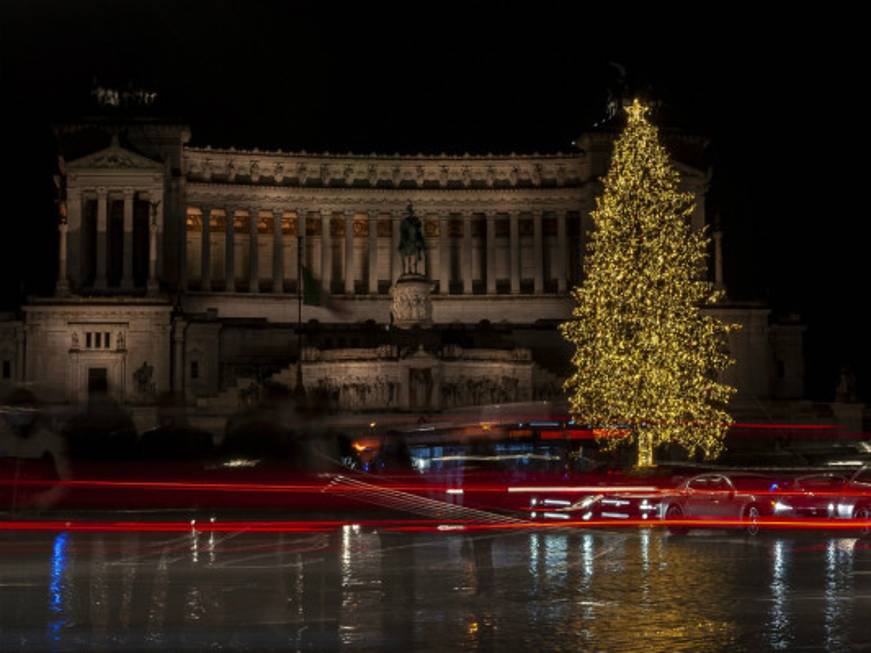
[[108, 198, 124, 286], [82, 199, 97, 285], [2, 360, 10, 379], [86, 332, 92, 348], [104, 332, 111, 349], [133, 198, 150, 286], [191, 361, 199, 380], [95, 332, 102, 348]]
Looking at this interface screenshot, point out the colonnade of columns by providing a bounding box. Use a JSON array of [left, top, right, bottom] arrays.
[[186, 206, 572, 295], [57, 186, 165, 294]]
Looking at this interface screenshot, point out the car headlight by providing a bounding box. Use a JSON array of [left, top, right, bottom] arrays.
[[772, 500, 792, 514]]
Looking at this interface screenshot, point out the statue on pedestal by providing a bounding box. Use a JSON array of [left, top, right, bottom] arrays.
[[390, 201, 434, 328], [835, 366, 857, 403], [398, 201, 426, 275]]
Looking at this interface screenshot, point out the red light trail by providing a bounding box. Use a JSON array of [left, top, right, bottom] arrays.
[[0, 517, 869, 534], [3, 478, 871, 499]]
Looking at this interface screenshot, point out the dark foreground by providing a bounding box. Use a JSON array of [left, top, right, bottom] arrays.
[[1, 524, 870, 652]]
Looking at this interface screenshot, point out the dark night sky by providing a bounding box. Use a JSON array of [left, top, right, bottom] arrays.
[[1, 1, 867, 400]]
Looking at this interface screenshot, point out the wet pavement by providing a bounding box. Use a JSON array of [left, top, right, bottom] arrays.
[[1, 525, 870, 652]]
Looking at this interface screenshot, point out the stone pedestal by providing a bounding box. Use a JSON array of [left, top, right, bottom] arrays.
[[831, 402, 865, 439], [390, 273, 433, 328]]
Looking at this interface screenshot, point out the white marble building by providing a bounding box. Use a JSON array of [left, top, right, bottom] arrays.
[[0, 117, 805, 415]]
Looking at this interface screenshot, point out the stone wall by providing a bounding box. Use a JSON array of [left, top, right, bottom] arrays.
[[21, 299, 172, 404]]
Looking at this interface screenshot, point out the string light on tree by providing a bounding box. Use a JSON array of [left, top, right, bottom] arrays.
[[559, 99, 739, 468]]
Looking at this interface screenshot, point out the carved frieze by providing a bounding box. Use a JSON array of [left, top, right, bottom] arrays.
[[183, 148, 587, 191], [391, 277, 433, 328]]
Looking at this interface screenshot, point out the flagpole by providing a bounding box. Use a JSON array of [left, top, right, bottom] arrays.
[[295, 232, 304, 397]]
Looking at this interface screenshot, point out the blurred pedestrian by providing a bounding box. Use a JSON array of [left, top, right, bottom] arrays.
[[0, 389, 71, 510]]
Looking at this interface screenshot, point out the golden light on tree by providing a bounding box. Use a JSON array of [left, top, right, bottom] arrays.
[[560, 99, 739, 468]]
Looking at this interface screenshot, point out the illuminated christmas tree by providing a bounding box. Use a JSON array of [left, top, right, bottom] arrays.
[[560, 99, 738, 467]]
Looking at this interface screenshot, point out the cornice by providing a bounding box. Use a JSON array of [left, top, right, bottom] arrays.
[[184, 183, 589, 211], [185, 145, 583, 161], [182, 148, 586, 190]]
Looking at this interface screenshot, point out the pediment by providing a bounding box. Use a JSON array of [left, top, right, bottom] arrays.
[[68, 143, 164, 172]]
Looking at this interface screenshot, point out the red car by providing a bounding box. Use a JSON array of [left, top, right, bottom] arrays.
[[831, 466, 871, 535], [659, 473, 777, 535]]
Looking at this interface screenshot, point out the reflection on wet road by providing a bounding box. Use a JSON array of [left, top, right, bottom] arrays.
[[1, 526, 870, 651]]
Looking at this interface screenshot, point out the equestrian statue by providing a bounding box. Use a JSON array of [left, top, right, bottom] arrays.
[[398, 201, 426, 275]]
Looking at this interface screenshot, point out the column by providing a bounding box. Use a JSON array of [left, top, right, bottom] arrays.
[[172, 319, 186, 396], [344, 210, 354, 294], [391, 209, 401, 281], [533, 210, 543, 294], [95, 187, 108, 289], [367, 211, 378, 294], [201, 205, 212, 291], [153, 188, 165, 280], [295, 211, 305, 288], [57, 220, 69, 296], [224, 207, 236, 292], [273, 208, 284, 293], [557, 211, 567, 293], [15, 327, 25, 383], [179, 204, 188, 292], [67, 190, 81, 287], [462, 212, 473, 294], [439, 213, 450, 294], [122, 188, 135, 289], [320, 210, 332, 292], [147, 206, 159, 294], [485, 212, 496, 294], [248, 208, 259, 293], [509, 210, 520, 294]]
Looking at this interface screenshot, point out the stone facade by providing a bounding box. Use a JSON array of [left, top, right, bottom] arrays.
[[20, 299, 172, 404], [0, 118, 806, 415]]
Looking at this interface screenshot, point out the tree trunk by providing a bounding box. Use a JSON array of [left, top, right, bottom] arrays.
[[636, 430, 654, 468]]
